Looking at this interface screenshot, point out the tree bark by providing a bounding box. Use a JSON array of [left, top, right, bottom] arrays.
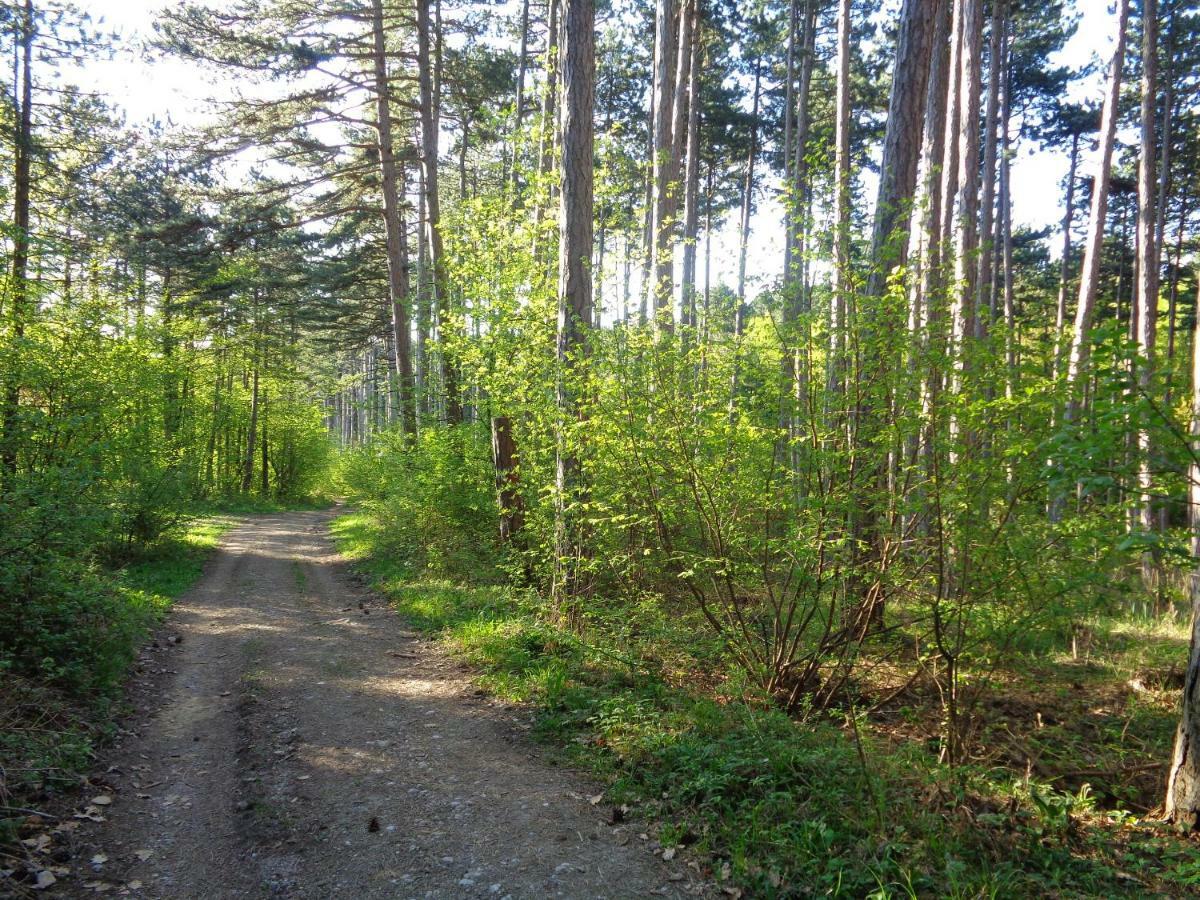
[[829, 0, 851, 397], [679, 8, 701, 331], [946, 0, 983, 446], [735, 54, 762, 337], [509, 0, 531, 189], [647, 0, 678, 330], [1135, 0, 1160, 591], [1063, 0, 1131, 427], [1, 0, 34, 479], [417, 0, 460, 424], [1166, 275, 1200, 828], [973, 0, 1004, 339], [553, 0, 595, 611], [866, 0, 936, 300], [372, 0, 415, 438], [492, 414, 524, 543], [1053, 130, 1080, 383]]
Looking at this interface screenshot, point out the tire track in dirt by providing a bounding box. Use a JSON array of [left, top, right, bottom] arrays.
[[52, 508, 706, 899]]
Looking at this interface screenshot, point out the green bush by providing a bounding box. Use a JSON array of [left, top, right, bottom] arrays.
[[337, 425, 501, 580]]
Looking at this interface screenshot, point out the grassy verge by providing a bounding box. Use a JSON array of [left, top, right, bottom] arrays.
[[1, 511, 236, 839], [333, 509, 1200, 898]]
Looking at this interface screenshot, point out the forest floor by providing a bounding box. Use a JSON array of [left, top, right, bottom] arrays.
[[36, 507, 704, 898]]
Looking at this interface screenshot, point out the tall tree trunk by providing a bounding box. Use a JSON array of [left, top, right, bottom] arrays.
[[647, 0, 678, 330], [373, 0, 415, 438], [866, 0, 936, 300], [788, 0, 817, 295], [509, 0, 531, 189], [782, 0, 798, 263], [492, 414, 524, 543], [417, 0, 460, 424], [973, 0, 1003, 339], [734, 54, 762, 337], [1063, 0, 1130, 427], [531, 0, 561, 259], [242, 361, 259, 494], [946, 0, 983, 453], [906, 0, 950, 529], [679, 9, 701, 331], [553, 0, 595, 612], [1165, 275, 1200, 828], [1053, 130, 1081, 383], [260, 395, 269, 496], [999, 26, 1016, 400], [1135, 0, 1160, 593], [829, 0, 851, 397], [1, 0, 34, 480]]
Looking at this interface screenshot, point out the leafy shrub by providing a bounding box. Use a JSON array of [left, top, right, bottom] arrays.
[[337, 425, 501, 580]]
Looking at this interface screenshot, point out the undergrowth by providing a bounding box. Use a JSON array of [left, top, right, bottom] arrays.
[[0, 512, 232, 844], [334, 508, 1200, 898]]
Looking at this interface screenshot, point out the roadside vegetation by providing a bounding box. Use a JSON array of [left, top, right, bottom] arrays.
[[334, 438, 1200, 897]]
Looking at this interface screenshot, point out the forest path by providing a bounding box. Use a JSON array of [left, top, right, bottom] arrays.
[[55, 508, 701, 899]]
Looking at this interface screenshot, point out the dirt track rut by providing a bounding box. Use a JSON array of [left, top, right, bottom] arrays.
[[53, 509, 702, 898]]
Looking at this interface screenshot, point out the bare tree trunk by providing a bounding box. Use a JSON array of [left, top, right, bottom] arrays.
[[735, 54, 762, 337], [788, 0, 817, 295], [242, 363, 259, 494], [946, 0, 983, 454], [1063, 0, 1131, 428], [417, 0, 460, 424], [1135, 0, 1160, 594], [492, 414, 524, 543], [973, 0, 1003, 340], [647, 0, 677, 330], [866, 0, 936, 300], [829, 0, 851, 398], [1053, 131, 1081, 383], [553, 0, 595, 611], [999, 27, 1015, 401], [781, 0, 799, 272], [1166, 275, 1200, 828], [906, 0, 950, 530], [373, 0, 415, 437], [1, 0, 34, 480], [679, 9, 701, 331], [509, 0, 531, 189]]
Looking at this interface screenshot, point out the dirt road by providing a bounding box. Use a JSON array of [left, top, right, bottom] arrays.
[[54, 509, 701, 898]]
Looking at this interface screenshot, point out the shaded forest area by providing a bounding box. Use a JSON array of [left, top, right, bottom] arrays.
[[5, 0, 1200, 894]]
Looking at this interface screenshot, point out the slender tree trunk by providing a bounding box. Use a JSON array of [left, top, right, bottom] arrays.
[[1, 0, 34, 479], [866, 0, 936, 300], [509, 0, 531, 189], [260, 395, 269, 496], [1166, 275, 1200, 828], [781, 0, 798, 271], [788, 0, 817, 293], [1063, 0, 1130, 428], [1135, 0, 1160, 594], [242, 361, 259, 494], [417, 0, 460, 424], [946, 0, 983, 452], [679, 9, 701, 331], [492, 414, 524, 543], [553, 0, 595, 612], [1053, 131, 1081, 383], [906, 0, 950, 528], [973, 0, 1003, 340], [647, 0, 678, 330], [735, 54, 762, 337], [999, 29, 1016, 401], [829, 0, 852, 397], [373, 0, 415, 438]]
